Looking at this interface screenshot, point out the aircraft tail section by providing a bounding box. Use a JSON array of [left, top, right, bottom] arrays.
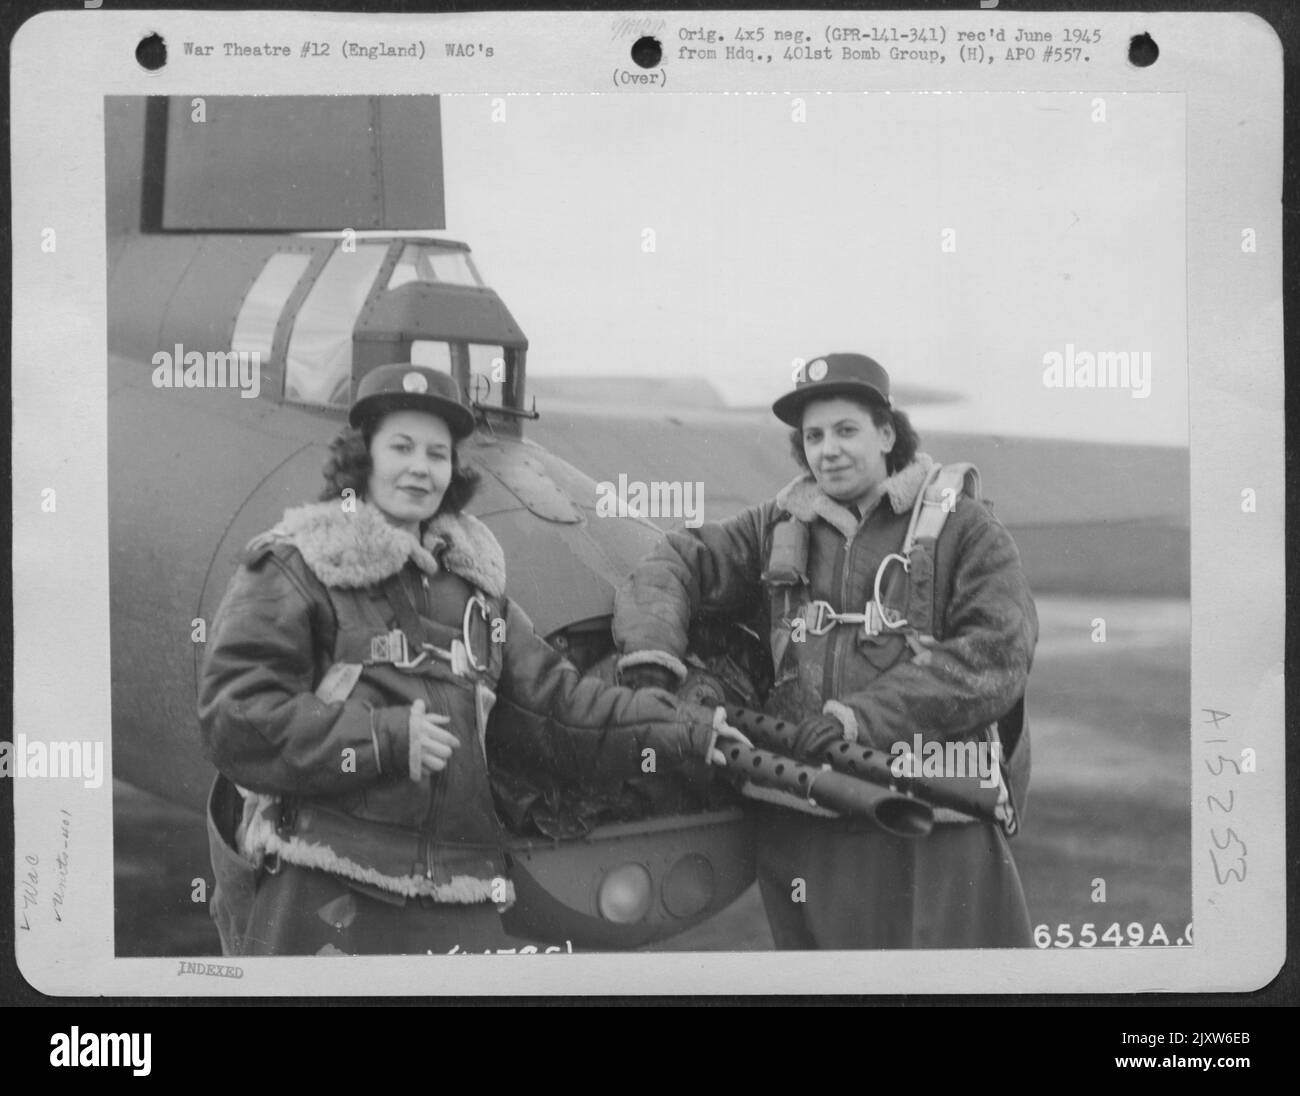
[[107, 96, 445, 234]]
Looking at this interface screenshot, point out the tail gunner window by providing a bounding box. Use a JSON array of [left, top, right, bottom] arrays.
[[410, 339, 454, 373], [409, 341, 507, 408], [465, 343, 507, 407], [284, 244, 387, 407]]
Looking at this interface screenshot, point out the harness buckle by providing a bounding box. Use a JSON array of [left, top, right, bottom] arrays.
[[804, 601, 837, 636], [370, 629, 411, 665], [862, 601, 885, 636], [800, 550, 912, 639], [370, 628, 430, 670], [805, 599, 874, 636]]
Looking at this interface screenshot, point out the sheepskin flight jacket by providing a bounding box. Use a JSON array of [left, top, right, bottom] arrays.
[[198, 501, 717, 904], [613, 455, 1037, 819]]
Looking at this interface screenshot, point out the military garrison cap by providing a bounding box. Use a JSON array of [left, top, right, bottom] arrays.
[[772, 353, 893, 427], [349, 363, 476, 439]]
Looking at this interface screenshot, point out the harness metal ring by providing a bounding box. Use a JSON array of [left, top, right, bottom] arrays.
[[873, 553, 911, 631], [463, 593, 491, 672]]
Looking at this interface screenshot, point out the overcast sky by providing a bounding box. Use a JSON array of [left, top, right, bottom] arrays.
[[440, 92, 1186, 445]]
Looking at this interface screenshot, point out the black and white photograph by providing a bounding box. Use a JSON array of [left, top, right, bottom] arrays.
[[105, 87, 1192, 958], [7, 7, 1285, 998]]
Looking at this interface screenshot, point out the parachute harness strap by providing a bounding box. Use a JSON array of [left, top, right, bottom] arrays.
[[798, 463, 980, 657]]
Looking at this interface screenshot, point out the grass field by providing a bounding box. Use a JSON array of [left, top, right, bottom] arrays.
[[1016, 597, 1191, 937]]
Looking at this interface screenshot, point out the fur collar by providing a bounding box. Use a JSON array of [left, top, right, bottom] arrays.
[[774, 454, 936, 540], [255, 501, 506, 597]]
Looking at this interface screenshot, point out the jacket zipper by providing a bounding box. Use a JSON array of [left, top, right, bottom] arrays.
[[822, 533, 855, 701], [423, 747, 448, 881], [409, 570, 447, 883]]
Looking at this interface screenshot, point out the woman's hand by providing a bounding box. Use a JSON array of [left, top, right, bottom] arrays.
[[408, 699, 460, 779], [708, 708, 754, 766], [790, 714, 847, 761]]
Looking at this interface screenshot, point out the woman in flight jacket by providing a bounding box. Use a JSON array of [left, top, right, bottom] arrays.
[[198, 364, 733, 956], [614, 353, 1038, 949]]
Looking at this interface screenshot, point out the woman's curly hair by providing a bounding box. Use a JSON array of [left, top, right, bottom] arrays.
[[788, 400, 919, 478], [319, 414, 480, 517]]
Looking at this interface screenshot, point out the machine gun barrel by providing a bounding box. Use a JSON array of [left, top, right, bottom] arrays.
[[723, 706, 1016, 834], [714, 739, 933, 838]]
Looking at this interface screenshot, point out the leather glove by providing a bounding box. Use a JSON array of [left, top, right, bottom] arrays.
[[621, 663, 680, 694], [789, 713, 847, 761]]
